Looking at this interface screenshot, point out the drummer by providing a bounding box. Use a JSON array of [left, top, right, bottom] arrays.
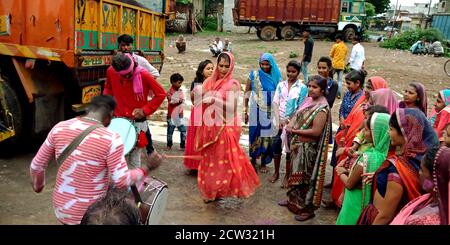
[[30, 95, 163, 225], [104, 53, 166, 169]]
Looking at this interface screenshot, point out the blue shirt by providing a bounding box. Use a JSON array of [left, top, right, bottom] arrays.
[[339, 89, 363, 119]]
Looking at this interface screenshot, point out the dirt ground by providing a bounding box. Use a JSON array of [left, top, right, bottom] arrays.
[[0, 33, 448, 225]]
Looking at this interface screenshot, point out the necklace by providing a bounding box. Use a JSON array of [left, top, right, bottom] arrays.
[[82, 116, 102, 124]]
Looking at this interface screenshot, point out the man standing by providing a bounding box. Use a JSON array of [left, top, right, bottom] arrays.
[[301, 30, 314, 81], [348, 36, 365, 71], [329, 34, 348, 98], [104, 53, 166, 169], [118, 34, 160, 78], [30, 95, 163, 225], [118, 34, 162, 155]]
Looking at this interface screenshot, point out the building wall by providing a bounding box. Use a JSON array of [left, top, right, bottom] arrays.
[[438, 0, 450, 13]]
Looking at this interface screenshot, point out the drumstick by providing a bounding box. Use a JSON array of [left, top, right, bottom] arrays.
[[163, 154, 203, 160]]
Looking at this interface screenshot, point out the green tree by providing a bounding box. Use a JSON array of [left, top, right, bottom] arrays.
[[366, 0, 390, 14], [365, 2, 376, 17]]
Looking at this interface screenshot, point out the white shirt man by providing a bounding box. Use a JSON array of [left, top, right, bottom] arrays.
[[132, 53, 160, 78], [349, 38, 365, 71]]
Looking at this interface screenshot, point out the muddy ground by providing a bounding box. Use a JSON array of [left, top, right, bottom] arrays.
[[0, 33, 448, 225]]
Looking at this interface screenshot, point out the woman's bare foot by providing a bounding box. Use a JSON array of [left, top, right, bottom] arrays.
[[268, 173, 279, 183], [260, 165, 269, 173], [281, 177, 289, 188]]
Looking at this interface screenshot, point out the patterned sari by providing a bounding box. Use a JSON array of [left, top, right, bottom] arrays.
[[195, 52, 260, 201], [336, 113, 391, 225], [285, 97, 331, 213], [357, 108, 440, 225], [248, 53, 282, 164]]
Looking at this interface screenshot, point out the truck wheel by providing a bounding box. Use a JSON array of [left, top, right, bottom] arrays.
[[0, 77, 28, 150], [281, 26, 295, 40], [256, 29, 262, 39], [344, 27, 356, 42], [260, 25, 277, 41]]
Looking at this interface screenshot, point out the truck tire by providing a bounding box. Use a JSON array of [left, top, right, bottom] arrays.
[[256, 29, 262, 39], [0, 77, 28, 150], [344, 27, 356, 42], [281, 26, 295, 40], [260, 25, 277, 41]]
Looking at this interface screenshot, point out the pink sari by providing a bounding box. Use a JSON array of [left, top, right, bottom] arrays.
[[184, 87, 203, 170], [195, 52, 260, 201]]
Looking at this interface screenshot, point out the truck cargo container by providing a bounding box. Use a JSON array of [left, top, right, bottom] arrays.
[[233, 0, 366, 41]]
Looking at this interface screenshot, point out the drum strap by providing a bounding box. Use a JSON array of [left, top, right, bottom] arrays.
[[56, 124, 103, 165]]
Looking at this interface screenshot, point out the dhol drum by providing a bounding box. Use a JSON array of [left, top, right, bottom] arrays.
[[107, 117, 137, 155], [132, 176, 169, 225]]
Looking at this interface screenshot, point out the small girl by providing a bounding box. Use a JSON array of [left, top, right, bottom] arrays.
[[272, 60, 308, 187]]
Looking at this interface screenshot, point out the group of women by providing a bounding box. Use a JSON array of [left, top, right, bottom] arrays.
[[178, 50, 450, 225]]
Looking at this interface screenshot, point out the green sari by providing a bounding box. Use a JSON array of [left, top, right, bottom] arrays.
[[336, 113, 391, 225]]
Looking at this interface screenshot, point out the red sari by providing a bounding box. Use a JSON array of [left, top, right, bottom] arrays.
[[331, 77, 388, 206], [195, 52, 260, 201]]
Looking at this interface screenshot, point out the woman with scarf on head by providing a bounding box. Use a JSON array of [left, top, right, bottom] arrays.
[[357, 108, 440, 225], [327, 75, 388, 208], [278, 75, 331, 222], [336, 112, 391, 225], [399, 82, 428, 115], [389, 146, 446, 225], [104, 53, 166, 169], [244, 53, 283, 173], [196, 52, 260, 203], [369, 88, 399, 115], [429, 89, 450, 143]]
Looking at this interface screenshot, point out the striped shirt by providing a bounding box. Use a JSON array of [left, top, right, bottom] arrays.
[[30, 117, 146, 225], [273, 79, 308, 121]]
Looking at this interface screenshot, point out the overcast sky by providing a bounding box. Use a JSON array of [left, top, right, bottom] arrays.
[[390, 0, 440, 7]]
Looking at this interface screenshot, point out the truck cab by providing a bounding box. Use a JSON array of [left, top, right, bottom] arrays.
[[338, 0, 366, 41]]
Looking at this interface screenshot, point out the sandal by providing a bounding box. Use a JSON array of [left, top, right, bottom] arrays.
[[294, 212, 315, 222], [277, 199, 288, 207]]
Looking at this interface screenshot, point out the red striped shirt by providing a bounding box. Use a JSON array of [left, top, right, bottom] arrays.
[[30, 117, 146, 225]]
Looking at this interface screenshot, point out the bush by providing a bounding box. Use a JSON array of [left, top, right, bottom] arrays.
[[203, 16, 218, 31], [289, 51, 299, 58], [380, 28, 445, 50]]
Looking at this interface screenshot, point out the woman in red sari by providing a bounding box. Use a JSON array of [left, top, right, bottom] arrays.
[[330, 76, 388, 207], [195, 52, 260, 202]]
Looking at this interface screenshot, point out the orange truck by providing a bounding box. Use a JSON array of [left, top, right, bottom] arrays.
[[0, 0, 174, 146]]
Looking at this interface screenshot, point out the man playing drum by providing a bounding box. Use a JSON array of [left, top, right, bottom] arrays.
[[104, 53, 166, 169], [30, 95, 163, 225]]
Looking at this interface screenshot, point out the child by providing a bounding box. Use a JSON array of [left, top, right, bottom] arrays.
[[317, 56, 338, 109], [272, 60, 308, 188], [166, 73, 186, 150]]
